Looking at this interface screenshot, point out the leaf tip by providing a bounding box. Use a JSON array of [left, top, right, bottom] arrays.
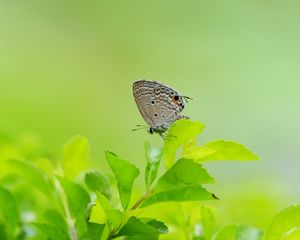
[[212, 193, 219, 200], [104, 151, 116, 158]]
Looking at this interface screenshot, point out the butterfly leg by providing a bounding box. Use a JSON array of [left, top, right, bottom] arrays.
[[162, 132, 177, 141], [176, 115, 190, 120]]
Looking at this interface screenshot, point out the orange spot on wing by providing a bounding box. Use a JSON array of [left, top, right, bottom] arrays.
[[172, 95, 180, 104]]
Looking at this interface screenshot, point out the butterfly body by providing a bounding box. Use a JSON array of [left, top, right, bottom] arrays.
[[133, 80, 189, 135]]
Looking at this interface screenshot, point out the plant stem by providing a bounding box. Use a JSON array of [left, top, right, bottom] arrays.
[[130, 188, 154, 210], [106, 229, 116, 240], [55, 178, 77, 240]]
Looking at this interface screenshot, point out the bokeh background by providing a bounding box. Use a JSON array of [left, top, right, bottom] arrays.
[[1, 0, 299, 230]]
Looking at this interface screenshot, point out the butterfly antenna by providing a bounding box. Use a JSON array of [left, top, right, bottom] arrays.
[[183, 96, 193, 103], [131, 125, 148, 132], [131, 127, 144, 132]]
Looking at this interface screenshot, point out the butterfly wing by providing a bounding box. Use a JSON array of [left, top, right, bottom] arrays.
[[133, 80, 157, 127], [133, 80, 188, 130]]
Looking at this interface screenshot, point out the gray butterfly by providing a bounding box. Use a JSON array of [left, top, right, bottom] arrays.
[[133, 79, 190, 136]]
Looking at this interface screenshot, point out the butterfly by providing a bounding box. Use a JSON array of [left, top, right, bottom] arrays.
[[132, 79, 190, 136]]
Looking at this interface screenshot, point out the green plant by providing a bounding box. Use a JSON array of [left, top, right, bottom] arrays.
[[0, 119, 299, 240]]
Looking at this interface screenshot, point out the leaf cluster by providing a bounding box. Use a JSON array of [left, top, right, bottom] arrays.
[[0, 120, 298, 240]]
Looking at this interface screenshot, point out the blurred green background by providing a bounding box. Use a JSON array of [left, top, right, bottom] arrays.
[[1, 0, 299, 230]]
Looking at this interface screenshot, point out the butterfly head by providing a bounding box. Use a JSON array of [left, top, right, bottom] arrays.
[[148, 127, 154, 134]]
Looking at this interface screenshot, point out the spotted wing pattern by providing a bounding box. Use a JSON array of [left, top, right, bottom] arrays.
[[133, 79, 188, 133]]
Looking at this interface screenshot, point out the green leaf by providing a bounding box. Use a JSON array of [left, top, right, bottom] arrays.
[[106, 209, 123, 230], [7, 159, 53, 197], [34, 223, 70, 240], [43, 209, 68, 235], [265, 205, 300, 240], [214, 225, 238, 240], [56, 176, 90, 218], [214, 225, 262, 240], [62, 135, 89, 180], [282, 228, 300, 240], [124, 236, 158, 240], [119, 216, 155, 236], [182, 138, 198, 155], [199, 140, 259, 162], [87, 201, 105, 225], [105, 151, 140, 209], [75, 215, 89, 239], [0, 224, 7, 240], [86, 222, 105, 240], [164, 119, 205, 168], [96, 192, 111, 212], [118, 217, 166, 237], [0, 187, 19, 237], [141, 185, 217, 207], [141, 218, 168, 234], [156, 159, 214, 192], [85, 170, 111, 200], [201, 205, 216, 240], [183, 145, 216, 161], [145, 141, 163, 190], [237, 225, 263, 240], [91, 193, 123, 229]]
